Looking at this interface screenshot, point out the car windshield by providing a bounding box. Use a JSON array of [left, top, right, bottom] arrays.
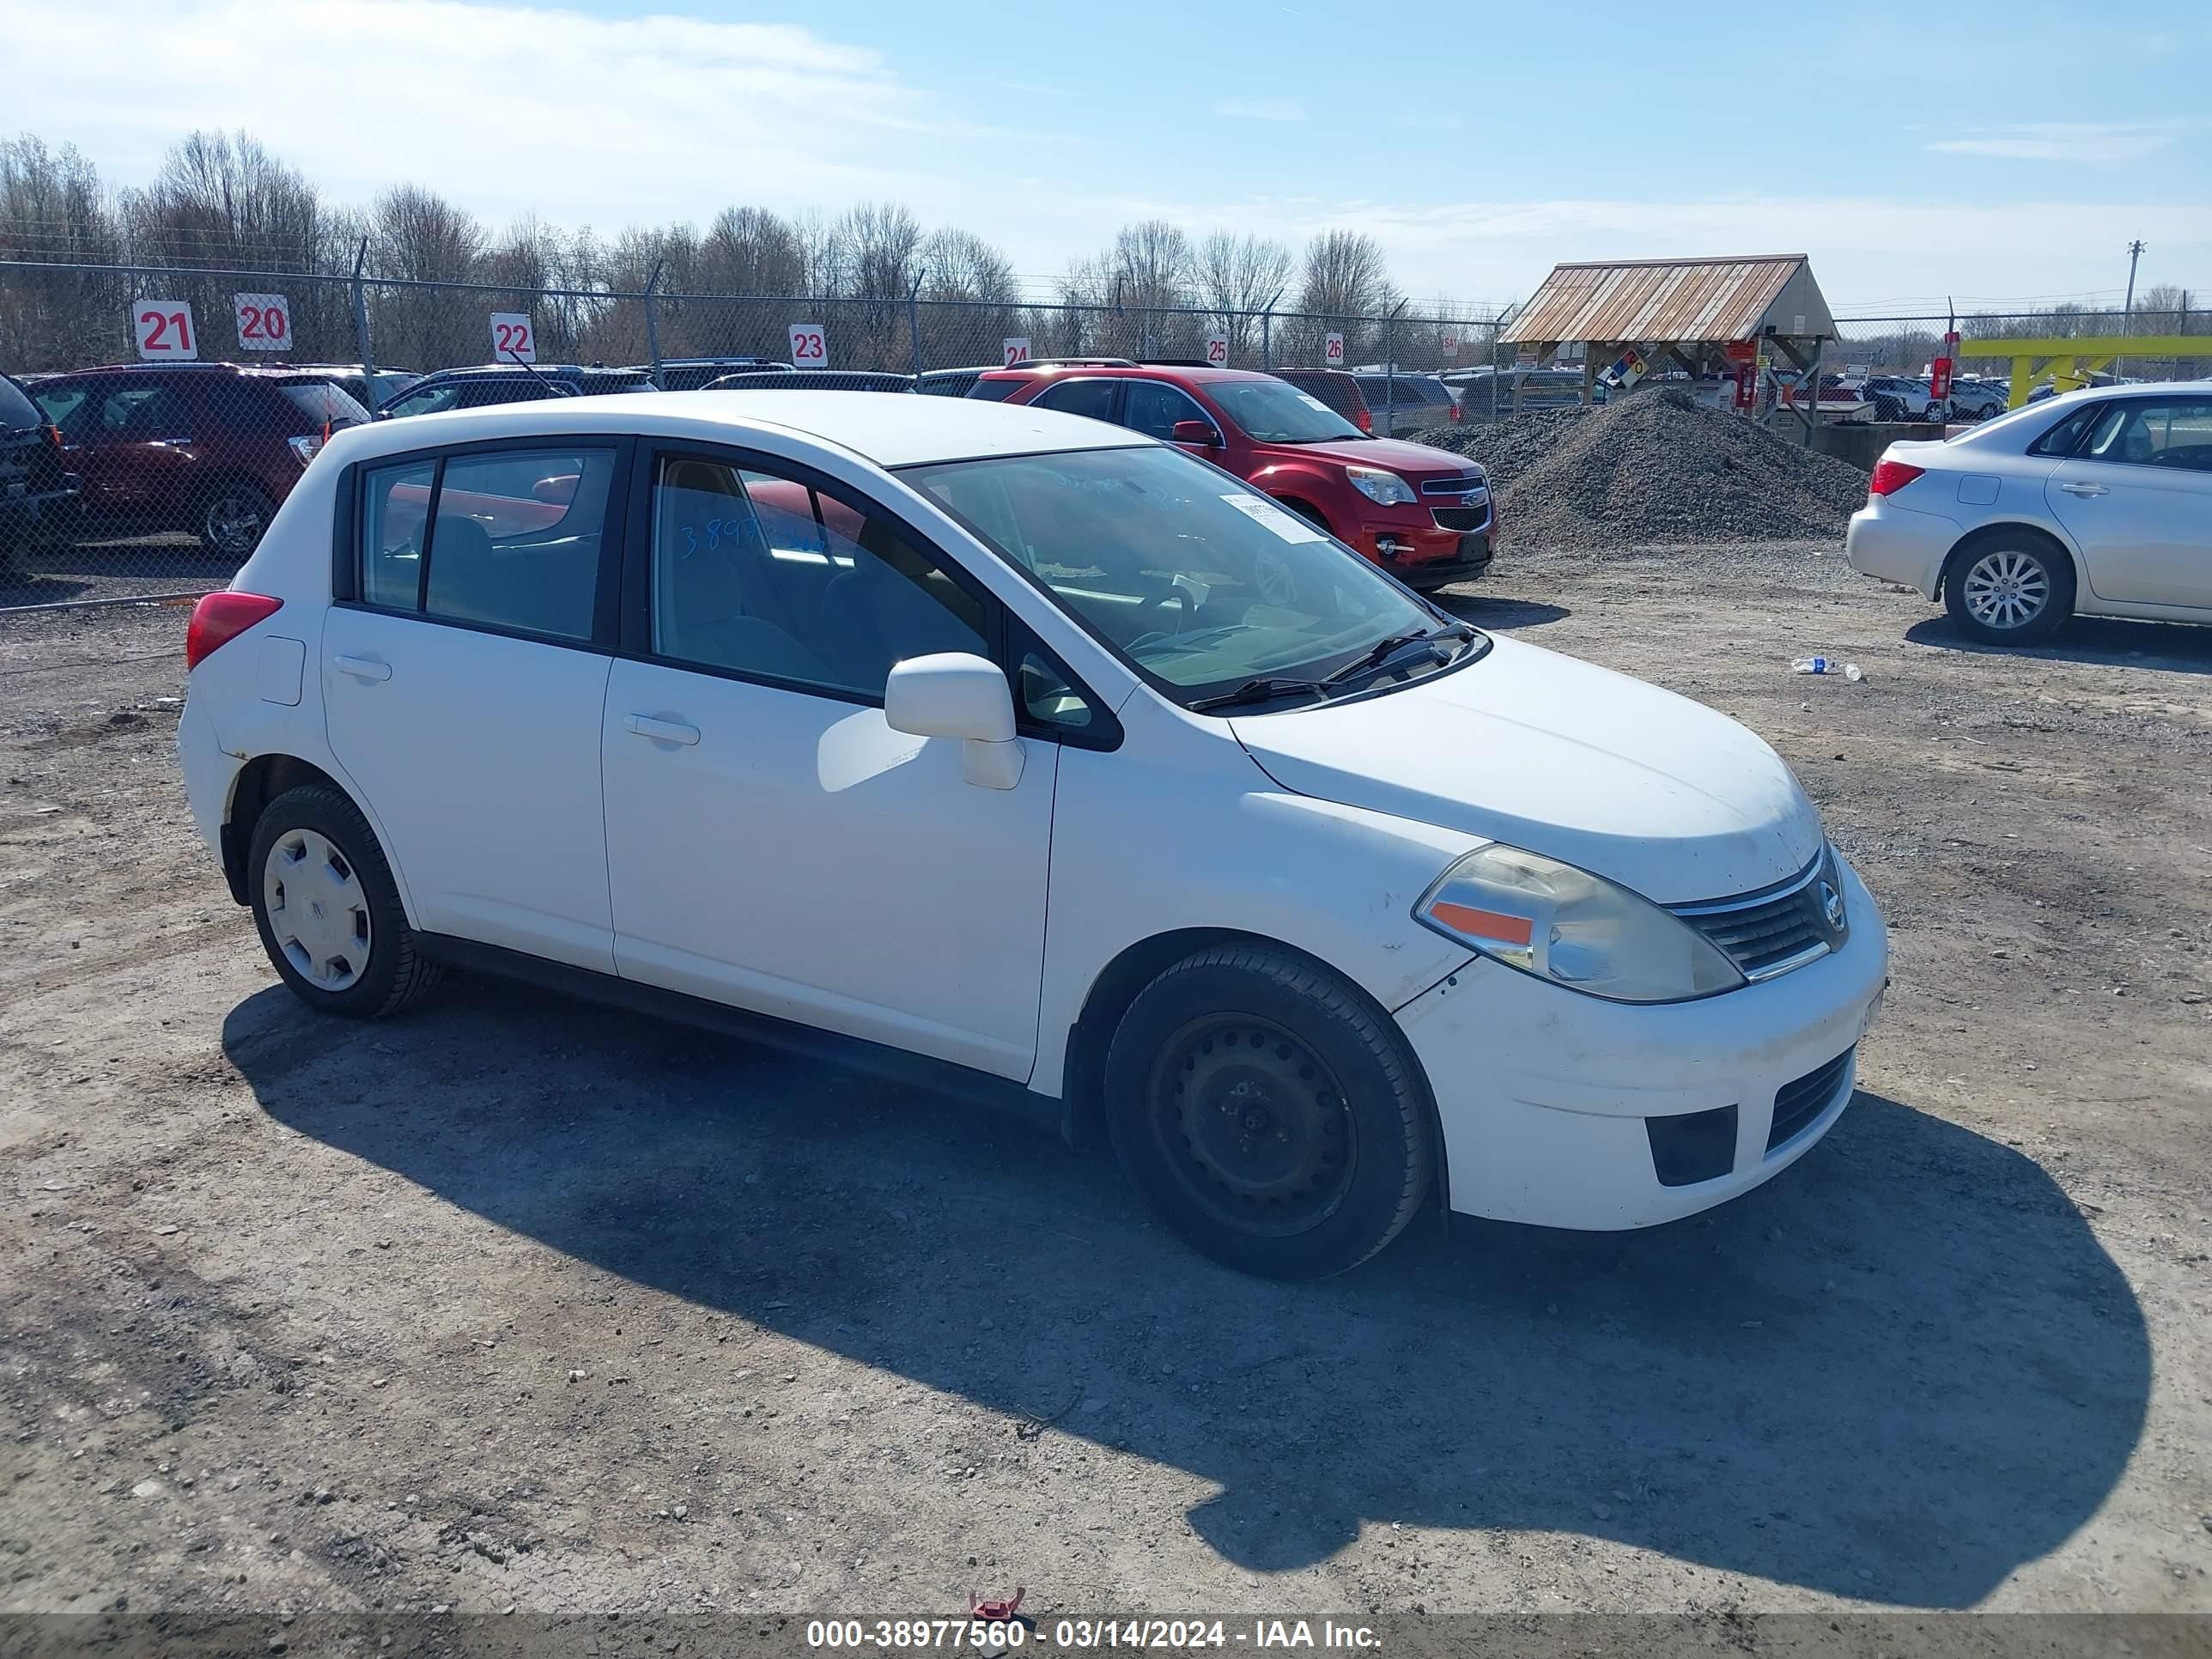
[[903, 443, 1480, 708], [1206, 379, 1365, 443]]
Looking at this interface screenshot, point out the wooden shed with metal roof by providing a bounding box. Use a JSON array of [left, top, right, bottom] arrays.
[[1501, 254, 1837, 392]]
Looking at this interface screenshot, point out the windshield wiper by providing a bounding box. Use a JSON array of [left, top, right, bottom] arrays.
[[1185, 676, 1330, 713], [1319, 623, 1478, 690]]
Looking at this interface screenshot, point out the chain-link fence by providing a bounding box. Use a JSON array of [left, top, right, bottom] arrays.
[[1830, 306, 2211, 380], [0, 256, 1512, 610]]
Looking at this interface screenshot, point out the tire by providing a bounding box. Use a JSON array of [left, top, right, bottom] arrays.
[[1923, 401, 1944, 422], [1943, 534, 2075, 645], [247, 783, 442, 1018], [1104, 945, 1434, 1279], [199, 481, 276, 559]]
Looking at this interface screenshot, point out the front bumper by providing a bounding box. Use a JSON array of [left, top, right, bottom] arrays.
[[1395, 858, 1889, 1230], [1364, 523, 1492, 586], [1845, 496, 1961, 599]]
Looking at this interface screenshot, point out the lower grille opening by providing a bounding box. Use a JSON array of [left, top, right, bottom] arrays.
[[1646, 1103, 1738, 1188], [1768, 1046, 1856, 1152]]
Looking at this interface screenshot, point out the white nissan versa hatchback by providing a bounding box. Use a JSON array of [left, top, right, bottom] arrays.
[[177, 392, 1888, 1279]]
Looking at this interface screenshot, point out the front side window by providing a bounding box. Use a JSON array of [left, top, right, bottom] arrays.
[[98, 383, 186, 436], [2078, 398, 2212, 472], [1123, 381, 1215, 441], [906, 444, 1468, 706], [357, 447, 615, 639], [648, 453, 986, 697], [1205, 379, 1364, 444]]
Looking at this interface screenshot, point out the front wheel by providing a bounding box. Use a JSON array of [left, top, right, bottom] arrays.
[[1945, 537, 2074, 644], [248, 783, 442, 1018], [200, 481, 276, 558], [1105, 945, 1435, 1279]]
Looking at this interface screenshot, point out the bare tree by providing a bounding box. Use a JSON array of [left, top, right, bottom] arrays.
[[1194, 231, 1291, 359], [0, 136, 121, 368]]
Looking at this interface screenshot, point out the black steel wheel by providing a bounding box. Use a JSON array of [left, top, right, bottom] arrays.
[[1105, 945, 1434, 1279]]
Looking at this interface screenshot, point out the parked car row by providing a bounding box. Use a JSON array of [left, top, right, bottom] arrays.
[[964, 358, 1494, 591]]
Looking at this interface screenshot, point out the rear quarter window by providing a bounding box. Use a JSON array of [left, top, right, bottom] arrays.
[[278, 381, 372, 427], [964, 379, 1022, 402]]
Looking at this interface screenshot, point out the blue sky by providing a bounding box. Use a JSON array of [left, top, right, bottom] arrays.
[[13, 0, 2210, 316]]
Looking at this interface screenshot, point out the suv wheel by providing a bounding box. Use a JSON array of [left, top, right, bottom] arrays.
[[1945, 536, 2074, 644], [248, 784, 442, 1018], [201, 482, 276, 558], [1104, 945, 1434, 1279]]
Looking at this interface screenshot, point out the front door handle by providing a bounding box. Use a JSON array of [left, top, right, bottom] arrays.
[[2058, 481, 2109, 497], [334, 654, 392, 682], [624, 713, 700, 746]]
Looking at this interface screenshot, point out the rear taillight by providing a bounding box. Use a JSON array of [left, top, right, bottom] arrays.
[[185, 592, 283, 670], [1868, 459, 1925, 497], [1355, 409, 1373, 434], [1449, 402, 1463, 422], [289, 434, 324, 465], [43, 423, 64, 450]]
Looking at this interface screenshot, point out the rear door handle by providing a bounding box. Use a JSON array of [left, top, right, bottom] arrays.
[[334, 654, 392, 682], [624, 714, 700, 746], [2058, 481, 2109, 497]]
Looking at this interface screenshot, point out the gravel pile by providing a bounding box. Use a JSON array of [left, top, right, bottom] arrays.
[[1410, 387, 1871, 550]]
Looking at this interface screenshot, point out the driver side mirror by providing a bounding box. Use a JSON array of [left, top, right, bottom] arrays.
[[884, 653, 1024, 790], [1170, 419, 1221, 447]]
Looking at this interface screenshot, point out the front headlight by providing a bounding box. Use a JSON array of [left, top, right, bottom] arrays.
[[1414, 843, 1746, 1004], [1346, 465, 1416, 507]]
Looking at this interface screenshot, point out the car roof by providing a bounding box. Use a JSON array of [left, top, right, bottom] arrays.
[[322, 389, 1152, 470], [978, 362, 1280, 386]]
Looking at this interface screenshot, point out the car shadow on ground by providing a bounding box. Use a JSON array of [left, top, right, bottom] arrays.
[[226, 975, 2147, 1607], [1433, 592, 1570, 630], [1907, 614, 2212, 675]]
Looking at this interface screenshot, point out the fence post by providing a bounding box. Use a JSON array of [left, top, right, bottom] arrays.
[[1261, 307, 1273, 372], [1384, 300, 1405, 433], [349, 238, 376, 391], [906, 270, 927, 385], [643, 259, 665, 385]]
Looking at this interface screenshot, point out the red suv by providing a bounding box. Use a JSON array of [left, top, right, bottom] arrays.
[[29, 363, 368, 557], [969, 362, 1492, 590]]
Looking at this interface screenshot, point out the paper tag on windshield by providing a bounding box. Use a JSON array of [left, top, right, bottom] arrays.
[[1221, 492, 1323, 543]]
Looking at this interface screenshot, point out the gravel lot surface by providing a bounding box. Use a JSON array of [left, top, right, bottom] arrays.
[[3, 540, 2209, 1644]]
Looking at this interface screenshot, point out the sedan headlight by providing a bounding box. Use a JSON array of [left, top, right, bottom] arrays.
[[1346, 465, 1416, 507], [1414, 843, 1746, 1004]]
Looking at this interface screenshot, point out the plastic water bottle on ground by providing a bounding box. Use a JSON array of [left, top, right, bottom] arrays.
[[1791, 656, 1831, 675]]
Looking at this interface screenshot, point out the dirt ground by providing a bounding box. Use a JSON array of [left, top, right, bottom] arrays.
[[2, 538, 2209, 1644]]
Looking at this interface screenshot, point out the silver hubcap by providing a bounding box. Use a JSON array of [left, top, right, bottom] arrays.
[[263, 830, 371, 992], [1963, 550, 2050, 631], [208, 494, 263, 553]]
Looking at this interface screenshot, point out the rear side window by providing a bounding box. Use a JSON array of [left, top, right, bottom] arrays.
[[1033, 379, 1119, 421], [356, 447, 617, 640], [964, 378, 1021, 402], [2027, 404, 2103, 457], [382, 382, 460, 418], [279, 381, 371, 427]]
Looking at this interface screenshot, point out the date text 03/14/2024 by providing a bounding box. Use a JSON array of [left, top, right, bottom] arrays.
[[804, 1619, 1382, 1650]]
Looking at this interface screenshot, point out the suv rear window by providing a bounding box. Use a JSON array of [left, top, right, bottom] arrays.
[[279, 381, 371, 426]]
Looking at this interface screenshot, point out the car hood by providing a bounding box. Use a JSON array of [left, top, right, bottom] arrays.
[[1229, 635, 1822, 905], [1261, 435, 1480, 478]]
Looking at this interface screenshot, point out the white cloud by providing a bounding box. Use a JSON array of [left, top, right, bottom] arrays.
[[1929, 121, 2188, 162], [5, 0, 1024, 228], [1213, 98, 1306, 123]]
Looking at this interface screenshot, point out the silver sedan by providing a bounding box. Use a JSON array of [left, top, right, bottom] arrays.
[[1846, 381, 2212, 642]]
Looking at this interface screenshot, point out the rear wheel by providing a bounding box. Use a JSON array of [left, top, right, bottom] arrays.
[[1944, 535, 2074, 644], [248, 783, 441, 1018], [1105, 945, 1434, 1279], [200, 481, 276, 558]]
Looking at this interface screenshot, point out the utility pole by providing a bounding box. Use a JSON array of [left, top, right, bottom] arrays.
[[2117, 239, 2146, 382]]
